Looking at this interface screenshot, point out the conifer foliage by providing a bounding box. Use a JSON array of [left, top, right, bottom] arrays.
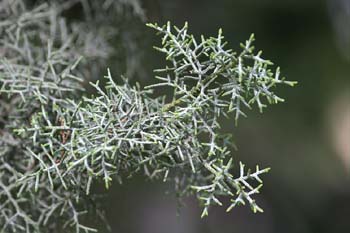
[[0, 1, 295, 232]]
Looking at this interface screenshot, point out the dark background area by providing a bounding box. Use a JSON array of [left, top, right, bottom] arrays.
[[99, 0, 350, 232]]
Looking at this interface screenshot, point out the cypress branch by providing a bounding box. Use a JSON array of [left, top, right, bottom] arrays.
[[0, 2, 295, 232]]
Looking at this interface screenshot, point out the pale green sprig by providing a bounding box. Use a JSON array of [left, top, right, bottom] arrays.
[[147, 22, 297, 122], [0, 1, 294, 228], [20, 22, 296, 226]]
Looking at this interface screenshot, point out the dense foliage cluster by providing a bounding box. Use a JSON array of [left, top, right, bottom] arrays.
[[0, 0, 143, 232], [0, 1, 295, 232]]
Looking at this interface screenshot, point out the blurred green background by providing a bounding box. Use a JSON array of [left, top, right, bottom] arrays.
[[99, 0, 350, 232]]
